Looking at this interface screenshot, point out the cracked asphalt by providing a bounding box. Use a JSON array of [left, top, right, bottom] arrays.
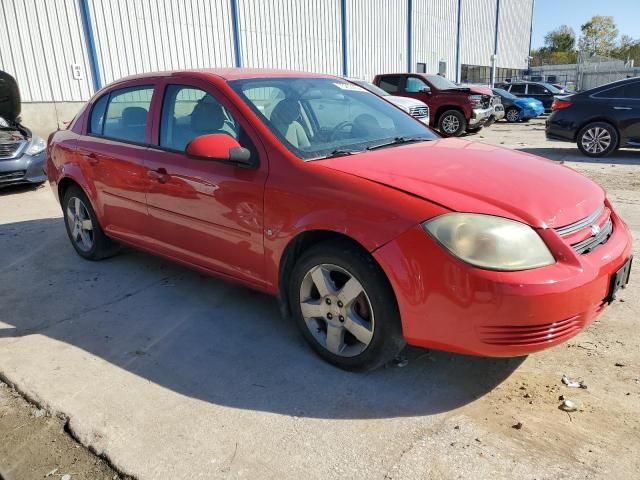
[[1, 118, 639, 479]]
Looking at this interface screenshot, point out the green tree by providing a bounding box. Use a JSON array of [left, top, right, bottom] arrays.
[[544, 25, 576, 52], [612, 34, 640, 65], [578, 16, 619, 56]]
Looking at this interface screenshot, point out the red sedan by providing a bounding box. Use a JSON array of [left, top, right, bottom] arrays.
[[47, 69, 633, 371]]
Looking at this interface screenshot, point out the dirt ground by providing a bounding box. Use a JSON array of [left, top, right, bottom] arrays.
[[0, 117, 638, 479]]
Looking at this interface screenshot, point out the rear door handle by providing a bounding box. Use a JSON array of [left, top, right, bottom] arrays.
[[613, 106, 632, 110], [148, 168, 171, 184]]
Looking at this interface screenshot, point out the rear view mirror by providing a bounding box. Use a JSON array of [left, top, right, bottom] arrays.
[[186, 134, 254, 167]]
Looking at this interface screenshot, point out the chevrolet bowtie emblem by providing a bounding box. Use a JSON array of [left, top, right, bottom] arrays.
[[591, 224, 601, 236]]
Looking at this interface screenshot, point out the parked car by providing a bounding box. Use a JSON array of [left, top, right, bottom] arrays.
[[492, 88, 545, 122], [373, 73, 493, 136], [459, 84, 504, 127], [497, 81, 562, 111], [0, 70, 47, 187], [349, 79, 430, 125], [546, 77, 640, 157], [48, 69, 632, 371]]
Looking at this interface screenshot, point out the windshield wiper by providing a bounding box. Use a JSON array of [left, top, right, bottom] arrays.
[[319, 148, 363, 159], [366, 136, 428, 151]]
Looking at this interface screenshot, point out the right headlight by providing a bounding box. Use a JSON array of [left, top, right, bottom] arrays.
[[422, 213, 555, 271]]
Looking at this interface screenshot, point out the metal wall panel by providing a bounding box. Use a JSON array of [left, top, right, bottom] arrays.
[[0, 0, 94, 102], [496, 0, 533, 69], [347, 0, 407, 81], [87, 0, 236, 86], [460, 0, 496, 67], [238, 0, 342, 75], [412, 0, 458, 77]]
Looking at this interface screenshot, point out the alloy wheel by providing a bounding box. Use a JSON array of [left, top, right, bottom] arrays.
[[581, 127, 611, 154], [506, 109, 520, 122], [299, 263, 374, 357], [441, 114, 460, 134], [66, 196, 94, 252]]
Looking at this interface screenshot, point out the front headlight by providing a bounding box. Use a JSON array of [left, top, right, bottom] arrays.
[[423, 213, 555, 271], [26, 135, 46, 155], [469, 95, 482, 106]]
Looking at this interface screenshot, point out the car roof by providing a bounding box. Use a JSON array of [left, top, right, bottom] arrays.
[[111, 68, 336, 84]]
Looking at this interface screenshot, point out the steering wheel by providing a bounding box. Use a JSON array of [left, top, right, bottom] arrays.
[[329, 121, 354, 141]]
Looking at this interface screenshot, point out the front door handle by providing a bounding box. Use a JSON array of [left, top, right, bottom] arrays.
[[148, 168, 171, 184], [613, 106, 632, 110]]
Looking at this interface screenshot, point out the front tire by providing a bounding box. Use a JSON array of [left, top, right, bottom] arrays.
[[438, 110, 467, 136], [62, 186, 119, 260], [577, 122, 618, 158], [289, 240, 405, 371]]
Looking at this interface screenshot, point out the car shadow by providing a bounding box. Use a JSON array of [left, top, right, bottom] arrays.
[[0, 183, 45, 196], [518, 147, 640, 166], [0, 218, 524, 420]]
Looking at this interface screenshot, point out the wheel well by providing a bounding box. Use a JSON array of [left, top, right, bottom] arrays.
[[574, 118, 619, 145], [435, 106, 464, 124], [57, 177, 81, 204], [277, 230, 373, 319]]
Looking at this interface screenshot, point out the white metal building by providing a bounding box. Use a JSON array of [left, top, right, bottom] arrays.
[[0, 0, 534, 105]]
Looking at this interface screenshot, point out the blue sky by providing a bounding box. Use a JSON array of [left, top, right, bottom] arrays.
[[532, 0, 640, 49]]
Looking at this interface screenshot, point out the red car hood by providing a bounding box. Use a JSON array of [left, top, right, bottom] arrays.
[[317, 138, 604, 228]]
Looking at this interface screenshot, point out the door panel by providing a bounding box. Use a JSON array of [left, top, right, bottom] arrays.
[[79, 84, 156, 243], [145, 82, 268, 284]]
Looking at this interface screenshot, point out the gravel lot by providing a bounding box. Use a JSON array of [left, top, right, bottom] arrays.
[[0, 117, 638, 479]]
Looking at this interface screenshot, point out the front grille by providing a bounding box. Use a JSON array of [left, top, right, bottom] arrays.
[[0, 170, 26, 182], [0, 141, 22, 158], [554, 204, 613, 254], [409, 105, 429, 118], [479, 315, 583, 346]]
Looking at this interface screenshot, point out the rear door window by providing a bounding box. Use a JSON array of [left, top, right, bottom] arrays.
[[528, 84, 547, 95], [378, 76, 403, 93], [595, 81, 640, 99], [509, 84, 526, 94], [102, 86, 154, 144]]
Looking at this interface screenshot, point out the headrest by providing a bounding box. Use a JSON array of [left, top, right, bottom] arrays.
[[270, 99, 301, 126], [121, 106, 148, 127], [191, 100, 224, 133]]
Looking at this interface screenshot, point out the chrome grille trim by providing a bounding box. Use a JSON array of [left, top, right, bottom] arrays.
[[0, 140, 27, 160], [572, 218, 613, 254], [554, 205, 605, 237], [409, 105, 429, 118]]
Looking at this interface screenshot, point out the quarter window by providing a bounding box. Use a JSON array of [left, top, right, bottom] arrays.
[[89, 94, 108, 134], [159, 85, 239, 152], [595, 81, 640, 99], [102, 86, 154, 143]]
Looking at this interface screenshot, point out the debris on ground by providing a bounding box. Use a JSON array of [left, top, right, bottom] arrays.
[[390, 355, 409, 368], [559, 399, 582, 412], [562, 375, 587, 389], [512, 422, 524, 430], [615, 362, 626, 367]]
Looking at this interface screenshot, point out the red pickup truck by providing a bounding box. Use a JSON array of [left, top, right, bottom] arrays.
[[373, 73, 494, 136]]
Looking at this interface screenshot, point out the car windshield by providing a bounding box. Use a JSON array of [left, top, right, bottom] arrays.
[[229, 77, 438, 160], [494, 88, 517, 100], [351, 80, 390, 97], [425, 75, 459, 90]]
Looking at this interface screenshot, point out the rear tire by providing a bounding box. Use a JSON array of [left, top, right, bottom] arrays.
[[62, 186, 120, 260], [505, 107, 520, 123], [438, 110, 467, 137], [577, 122, 618, 158], [288, 240, 405, 371]]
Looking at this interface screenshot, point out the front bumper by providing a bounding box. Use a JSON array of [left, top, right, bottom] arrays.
[[469, 106, 493, 127], [373, 211, 633, 357], [0, 151, 47, 187]]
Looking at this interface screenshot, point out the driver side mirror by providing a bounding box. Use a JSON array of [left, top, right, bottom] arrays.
[[186, 134, 254, 167], [420, 86, 431, 94]]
